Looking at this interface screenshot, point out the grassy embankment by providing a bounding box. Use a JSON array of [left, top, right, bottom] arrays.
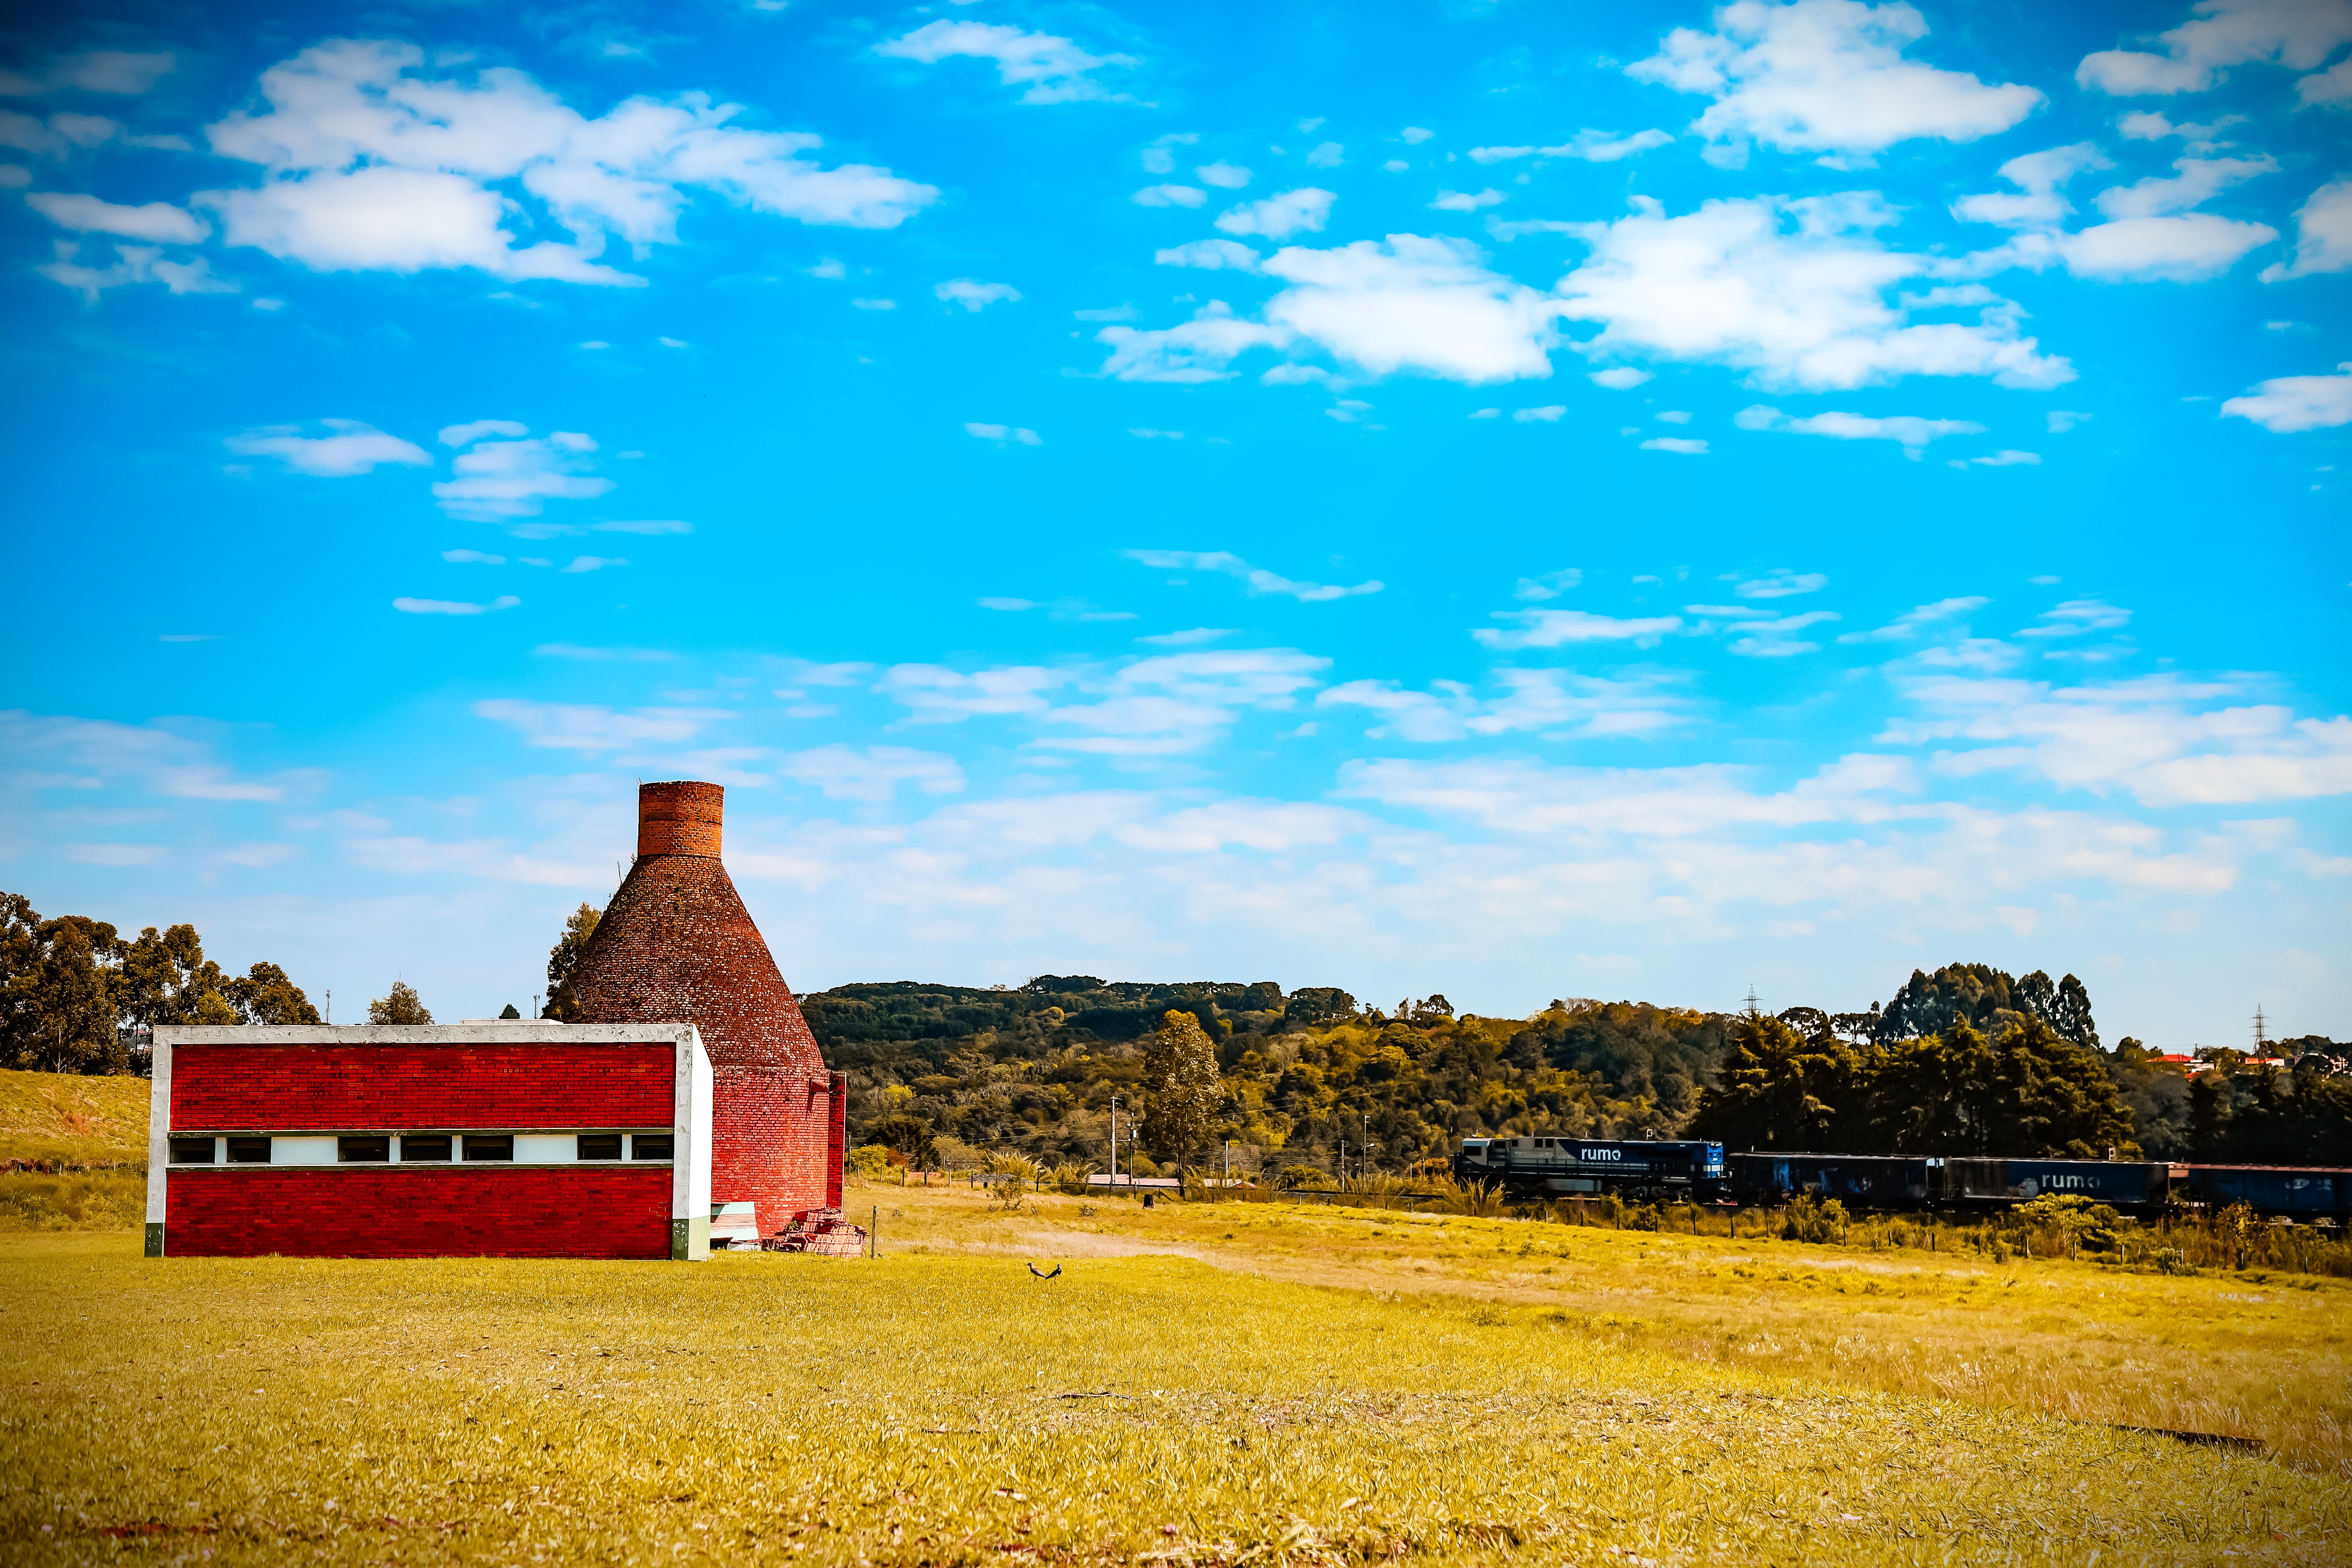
[[0, 1067, 147, 1231]]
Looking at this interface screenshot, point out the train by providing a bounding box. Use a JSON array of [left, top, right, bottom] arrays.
[[1451, 1136, 2352, 1220]]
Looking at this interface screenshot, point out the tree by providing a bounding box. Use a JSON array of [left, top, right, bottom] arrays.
[[498, 1003, 522, 1019], [543, 902, 601, 1019], [865, 1112, 938, 1169], [227, 961, 321, 1025], [1286, 987, 1357, 1027], [1143, 1008, 1223, 1163], [26, 919, 119, 1073], [369, 982, 433, 1025], [1690, 1011, 1858, 1151]]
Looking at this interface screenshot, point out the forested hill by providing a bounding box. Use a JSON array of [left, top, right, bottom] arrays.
[[808, 968, 2352, 1173]]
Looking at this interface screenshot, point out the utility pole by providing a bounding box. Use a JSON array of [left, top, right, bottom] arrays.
[[1108, 1097, 1120, 1187], [324, 990, 331, 1026]]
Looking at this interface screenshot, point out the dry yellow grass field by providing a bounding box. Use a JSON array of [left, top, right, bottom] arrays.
[[862, 1181, 2352, 1477], [0, 1068, 149, 1232], [6, 1174, 2349, 1565]]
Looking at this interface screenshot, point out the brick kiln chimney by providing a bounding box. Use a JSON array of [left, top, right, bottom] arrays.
[[564, 782, 845, 1233]]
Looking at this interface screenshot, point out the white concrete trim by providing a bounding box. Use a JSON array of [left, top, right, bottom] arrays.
[[153, 1023, 701, 1047], [145, 1036, 171, 1225]]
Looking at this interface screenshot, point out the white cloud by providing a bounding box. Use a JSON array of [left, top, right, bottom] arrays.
[[1214, 187, 1335, 239], [226, 419, 432, 476], [880, 664, 1070, 723], [1305, 142, 1346, 169], [1258, 234, 1568, 384], [559, 555, 625, 572], [782, 744, 966, 803], [24, 191, 206, 243], [2018, 599, 2129, 638], [2052, 213, 2279, 280], [1473, 609, 1681, 649], [1734, 403, 1984, 452], [1035, 648, 1331, 754], [1590, 367, 1653, 389], [1513, 405, 1567, 422], [196, 40, 935, 284], [0, 110, 127, 156], [874, 20, 1136, 105], [805, 257, 846, 279], [1949, 142, 2112, 229], [1470, 129, 1674, 163], [1557, 194, 2072, 390], [1430, 189, 1507, 212], [1095, 301, 1286, 382], [1401, 127, 1435, 144], [473, 697, 729, 748], [432, 425, 614, 521], [442, 549, 505, 564], [1629, 0, 2043, 157], [440, 419, 528, 447], [394, 595, 521, 615], [1890, 672, 2352, 807], [2077, 0, 2352, 96], [1640, 436, 1708, 453], [935, 278, 1021, 310], [1712, 608, 1839, 656], [1155, 238, 1261, 271], [851, 297, 895, 310], [35, 239, 234, 301], [2096, 154, 2276, 218], [1138, 627, 1233, 646], [2047, 409, 2092, 433], [0, 51, 177, 96], [1132, 183, 1206, 207], [2261, 179, 2352, 280], [1127, 428, 1184, 440], [965, 422, 1043, 445], [1318, 667, 1686, 742], [1733, 568, 1829, 598], [2305, 55, 2352, 103], [1514, 568, 1583, 600], [1951, 449, 2042, 468], [2221, 362, 2352, 431], [1197, 161, 1251, 187], [979, 597, 1038, 611], [1139, 133, 1196, 175], [594, 519, 691, 536], [1341, 753, 1920, 838], [1124, 549, 1382, 602], [1838, 595, 1989, 643]]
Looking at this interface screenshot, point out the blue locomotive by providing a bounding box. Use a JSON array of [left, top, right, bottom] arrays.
[[1453, 1136, 1726, 1200]]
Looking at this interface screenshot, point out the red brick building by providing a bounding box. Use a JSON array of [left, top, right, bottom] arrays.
[[144, 1023, 716, 1259], [560, 782, 845, 1238]]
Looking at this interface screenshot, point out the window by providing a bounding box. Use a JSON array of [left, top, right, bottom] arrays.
[[576, 1134, 623, 1161], [169, 1137, 215, 1165], [633, 1133, 674, 1160], [338, 1136, 390, 1163], [400, 1134, 452, 1162], [226, 1137, 271, 1165], [462, 1134, 513, 1162]]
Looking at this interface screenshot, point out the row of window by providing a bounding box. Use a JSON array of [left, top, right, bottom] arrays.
[[167, 1132, 673, 1165]]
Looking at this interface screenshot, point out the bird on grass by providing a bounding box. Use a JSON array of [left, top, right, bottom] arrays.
[[1028, 1262, 1063, 1279]]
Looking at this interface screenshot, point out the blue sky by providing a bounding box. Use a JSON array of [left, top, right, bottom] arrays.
[[4, 0, 2348, 1048]]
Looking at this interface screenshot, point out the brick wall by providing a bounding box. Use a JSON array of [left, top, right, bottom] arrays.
[[171, 1043, 673, 1129], [712, 1068, 841, 1231], [164, 1166, 673, 1259]]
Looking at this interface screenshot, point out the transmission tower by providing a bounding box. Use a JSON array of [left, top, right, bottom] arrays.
[[2253, 1004, 2269, 1054]]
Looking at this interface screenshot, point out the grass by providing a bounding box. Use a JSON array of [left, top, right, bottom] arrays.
[[7, 1208, 2350, 1564], [0, 1068, 150, 1234], [865, 1180, 2352, 1478]]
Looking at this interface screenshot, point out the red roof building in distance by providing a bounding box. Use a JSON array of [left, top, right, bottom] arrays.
[[562, 781, 845, 1236]]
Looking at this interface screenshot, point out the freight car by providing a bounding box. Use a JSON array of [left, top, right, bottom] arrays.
[[2182, 1165, 2351, 1221], [1453, 1136, 1725, 1200], [1728, 1154, 2183, 1214]]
